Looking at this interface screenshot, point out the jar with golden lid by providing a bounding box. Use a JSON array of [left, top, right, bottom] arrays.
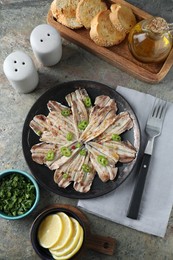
[[128, 17, 173, 63]]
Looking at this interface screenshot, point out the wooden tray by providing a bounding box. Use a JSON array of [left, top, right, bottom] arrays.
[[47, 0, 173, 83]]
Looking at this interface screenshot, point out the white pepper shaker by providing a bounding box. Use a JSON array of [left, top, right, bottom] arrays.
[[3, 50, 39, 94], [30, 24, 62, 66]]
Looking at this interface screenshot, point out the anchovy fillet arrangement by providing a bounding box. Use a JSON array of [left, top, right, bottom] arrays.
[[30, 88, 136, 193]]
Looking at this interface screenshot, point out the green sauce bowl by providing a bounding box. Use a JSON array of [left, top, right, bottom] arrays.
[[0, 169, 40, 220]]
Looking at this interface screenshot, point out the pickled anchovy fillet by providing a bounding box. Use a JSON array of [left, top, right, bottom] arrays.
[[50, 144, 80, 170], [65, 89, 89, 138], [88, 141, 119, 163], [80, 106, 116, 142], [94, 95, 117, 112], [47, 111, 77, 138], [103, 140, 136, 163], [29, 114, 49, 136], [73, 152, 96, 193], [97, 111, 133, 142], [86, 144, 118, 182], [40, 131, 68, 145], [47, 100, 74, 125], [54, 151, 87, 189], [31, 142, 60, 166]]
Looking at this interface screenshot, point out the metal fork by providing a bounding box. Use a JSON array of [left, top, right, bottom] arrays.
[[127, 98, 167, 219]]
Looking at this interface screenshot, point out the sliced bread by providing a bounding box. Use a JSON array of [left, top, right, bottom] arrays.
[[51, 0, 83, 29], [51, 0, 59, 18], [109, 4, 136, 33], [76, 0, 107, 29], [90, 10, 126, 47]]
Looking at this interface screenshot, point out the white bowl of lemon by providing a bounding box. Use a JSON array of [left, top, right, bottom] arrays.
[[30, 204, 85, 260]]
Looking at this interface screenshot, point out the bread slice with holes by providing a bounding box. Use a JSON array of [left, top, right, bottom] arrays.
[[50, 0, 83, 29], [76, 0, 108, 29], [90, 9, 126, 47], [109, 4, 136, 33]]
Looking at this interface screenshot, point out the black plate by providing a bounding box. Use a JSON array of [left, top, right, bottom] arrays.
[[22, 80, 140, 199]]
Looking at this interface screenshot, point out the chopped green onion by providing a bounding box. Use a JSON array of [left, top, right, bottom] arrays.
[[112, 134, 121, 141], [0, 173, 36, 217], [79, 149, 87, 156], [82, 164, 91, 173], [36, 130, 42, 136], [84, 97, 92, 107], [61, 109, 71, 117], [60, 147, 72, 157], [78, 120, 88, 130], [45, 150, 55, 161], [76, 142, 82, 148], [62, 173, 69, 179], [66, 132, 73, 141], [97, 155, 108, 167]]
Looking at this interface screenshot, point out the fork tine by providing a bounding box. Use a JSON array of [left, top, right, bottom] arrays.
[[159, 100, 167, 119], [151, 98, 160, 117], [151, 98, 167, 119]]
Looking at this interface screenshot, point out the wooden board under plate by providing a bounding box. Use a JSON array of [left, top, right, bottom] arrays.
[[47, 0, 173, 83]]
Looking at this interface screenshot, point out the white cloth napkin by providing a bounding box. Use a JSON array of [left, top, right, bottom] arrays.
[[78, 86, 173, 238]]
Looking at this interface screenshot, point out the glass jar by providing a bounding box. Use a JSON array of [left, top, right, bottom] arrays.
[[128, 17, 173, 63]]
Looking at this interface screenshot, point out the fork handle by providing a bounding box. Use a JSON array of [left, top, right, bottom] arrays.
[[127, 153, 151, 219]]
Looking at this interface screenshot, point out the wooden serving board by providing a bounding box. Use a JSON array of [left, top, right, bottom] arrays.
[[47, 0, 173, 83], [30, 204, 116, 259]]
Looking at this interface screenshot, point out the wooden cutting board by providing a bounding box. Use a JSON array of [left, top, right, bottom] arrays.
[[47, 0, 173, 83]]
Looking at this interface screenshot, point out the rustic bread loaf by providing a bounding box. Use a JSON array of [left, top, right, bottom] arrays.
[[90, 10, 126, 47], [109, 4, 136, 33], [76, 0, 108, 29], [51, 0, 83, 29]]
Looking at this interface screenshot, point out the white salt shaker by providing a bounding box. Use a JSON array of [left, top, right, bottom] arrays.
[[3, 51, 39, 94], [30, 24, 62, 66]]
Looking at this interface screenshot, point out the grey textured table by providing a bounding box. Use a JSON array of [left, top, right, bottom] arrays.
[[1, 1, 173, 260]]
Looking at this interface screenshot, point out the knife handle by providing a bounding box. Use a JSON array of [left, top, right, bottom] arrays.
[[127, 153, 151, 219]]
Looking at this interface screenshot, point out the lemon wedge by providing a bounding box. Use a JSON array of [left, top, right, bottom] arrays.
[[49, 217, 82, 257], [37, 214, 62, 248], [51, 226, 84, 260], [50, 212, 73, 250]]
